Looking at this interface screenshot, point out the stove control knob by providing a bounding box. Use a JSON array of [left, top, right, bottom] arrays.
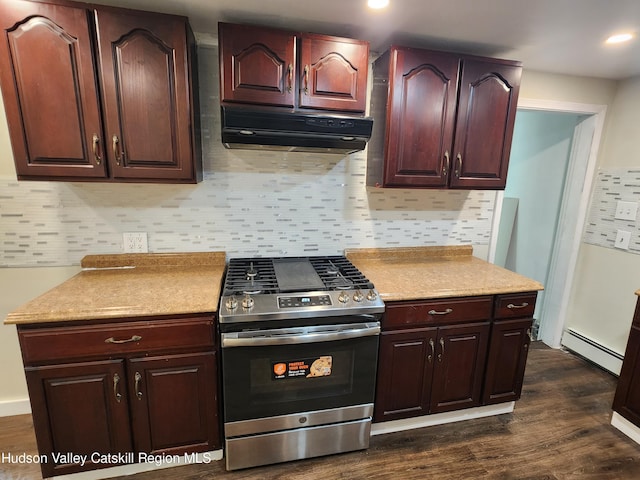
[[353, 290, 364, 302], [366, 289, 378, 301], [338, 292, 350, 304], [242, 294, 254, 309], [225, 296, 238, 310]]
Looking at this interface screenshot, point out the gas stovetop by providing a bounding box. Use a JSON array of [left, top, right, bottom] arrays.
[[219, 256, 385, 325]]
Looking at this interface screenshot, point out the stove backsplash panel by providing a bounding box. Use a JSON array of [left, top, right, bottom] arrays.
[[0, 46, 496, 267]]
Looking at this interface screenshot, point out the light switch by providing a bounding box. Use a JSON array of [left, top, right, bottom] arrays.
[[615, 201, 638, 221], [615, 229, 631, 250]]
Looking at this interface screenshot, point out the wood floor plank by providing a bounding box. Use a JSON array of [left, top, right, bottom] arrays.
[[1, 343, 639, 479]]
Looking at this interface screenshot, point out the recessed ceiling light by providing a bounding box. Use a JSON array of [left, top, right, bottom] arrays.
[[368, 0, 389, 9], [605, 33, 634, 44]]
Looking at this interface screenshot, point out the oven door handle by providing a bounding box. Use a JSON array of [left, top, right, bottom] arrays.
[[221, 323, 381, 348]]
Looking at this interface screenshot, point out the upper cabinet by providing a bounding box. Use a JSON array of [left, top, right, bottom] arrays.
[[219, 23, 369, 113], [0, 0, 202, 183], [367, 46, 521, 190]]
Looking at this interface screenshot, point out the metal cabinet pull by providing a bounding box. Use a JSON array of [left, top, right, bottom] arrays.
[[303, 65, 309, 94], [507, 302, 529, 309], [105, 335, 142, 344], [428, 308, 453, 316], [443, 151, 450, 177], [112, 135, 123, 165], [287, 64, 293, 92], [113, 373, 122, 403], [455, 153, 462, 178], [92, 134, 102, 165], [134, 372, 143, 400], [428, 338, 435, 363], [438, 337, 445, 362]]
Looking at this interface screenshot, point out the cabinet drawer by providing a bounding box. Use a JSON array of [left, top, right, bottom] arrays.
[[383, 296, 493, 329], [19, 316, 215, 364], [494, 293, 537, 320]]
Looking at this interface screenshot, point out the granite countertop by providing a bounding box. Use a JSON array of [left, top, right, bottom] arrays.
[[345, 245, 544, 302], [4, 252, 226, 325]]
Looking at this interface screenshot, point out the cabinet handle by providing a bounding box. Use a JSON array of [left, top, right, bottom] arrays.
[[112, 135, 124, 166], [303, 65, 309, 94], [443, 151, 450, 177], [287, 63, 293, 93], [104, 335, 142, 344], [92, 134, 102, 165], [428, 338, 435, 363], [507, 302, 529, 309], [113, 373, 122, 403], [438, 337, 445, 362], [428, 308, 453, 316], [134, 372, 143, 400], [455, 153, 462, 178]]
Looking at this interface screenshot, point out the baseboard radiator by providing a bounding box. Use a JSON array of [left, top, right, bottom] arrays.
[[561, 328, 623, 376]]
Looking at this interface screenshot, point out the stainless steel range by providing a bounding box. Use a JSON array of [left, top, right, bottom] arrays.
[[218, 256, 384, 471]]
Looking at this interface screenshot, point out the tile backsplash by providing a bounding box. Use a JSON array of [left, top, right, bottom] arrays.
[[0, 45, 497, 268], [583, 168, 640, 253]]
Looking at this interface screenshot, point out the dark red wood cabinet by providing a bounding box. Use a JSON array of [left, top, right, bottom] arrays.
[[613, 299, 640, 426], [0, 0, 202, 183], [219, 22, 369, 113], [375, 327, 436, 421], [374, 297, 492, 422], [483, 292, 536, 404], [18, 315, 220, 478], [374, 292, 537, 423], [367, 46, 521, 189]]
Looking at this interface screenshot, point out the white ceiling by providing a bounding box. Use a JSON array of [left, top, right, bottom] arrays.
[[96, 0, 640, 80]]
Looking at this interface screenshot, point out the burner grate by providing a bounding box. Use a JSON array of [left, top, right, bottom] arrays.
[[223, 258, 278, 295], [222, 256, 374, 296]]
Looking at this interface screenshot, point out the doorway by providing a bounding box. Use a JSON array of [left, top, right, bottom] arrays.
[[489, 99, 607, 348]]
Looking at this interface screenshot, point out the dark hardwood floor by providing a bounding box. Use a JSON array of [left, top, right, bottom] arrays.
[[2, 343, 639, 479]]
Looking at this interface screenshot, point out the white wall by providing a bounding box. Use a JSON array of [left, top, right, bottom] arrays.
[[565, 76, 640, 356]]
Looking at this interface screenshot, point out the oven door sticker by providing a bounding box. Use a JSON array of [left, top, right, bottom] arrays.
[[272, 356, 333, 380]]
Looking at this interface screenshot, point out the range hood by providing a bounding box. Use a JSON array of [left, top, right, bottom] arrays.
[[221, 106, 373, 154]]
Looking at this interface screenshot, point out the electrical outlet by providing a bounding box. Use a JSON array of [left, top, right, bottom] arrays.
[[615, 201, 638, 221], [123, 232, 148, 253], [615, 229, 631, 250]]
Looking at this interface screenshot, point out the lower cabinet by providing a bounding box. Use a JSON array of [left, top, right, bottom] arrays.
[[613, 299, 640, 426], [483, 318, 532, 404], [128, 352, 218, 454], [18, 315, 220, 478], [374, 292, 537, 423], [25, 360, 133, 474]]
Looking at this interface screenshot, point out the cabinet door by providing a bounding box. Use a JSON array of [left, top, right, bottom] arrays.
[[128, 351, 220, 454], [430, 322, 490, 413], [374, 328, 436, 422], [298, 33, 368, 112], [483, 318, 532, 405], [95, 9, 197, 181], [25, 360, 132, 477], [219, 22, 296, 107], [449, 59, 521, 189], [0, 0, 107, 180], [613, 325, 640, 425], [383, 47, 459, 187]]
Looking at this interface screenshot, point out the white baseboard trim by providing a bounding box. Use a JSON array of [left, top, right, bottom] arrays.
[[370, 402, 515, 436], [0, 399, 31, 417], [611, 412, 640, 445], [51, 450, 224, 480], [561, 328, 623, 375]]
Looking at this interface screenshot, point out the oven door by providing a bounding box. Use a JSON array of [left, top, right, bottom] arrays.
[[221, 322, 380, 424]]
